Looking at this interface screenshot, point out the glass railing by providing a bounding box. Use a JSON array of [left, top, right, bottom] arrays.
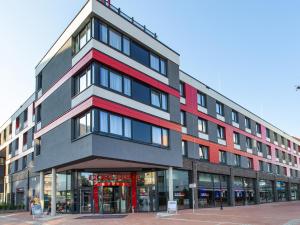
[[97, 0, 158, 39]]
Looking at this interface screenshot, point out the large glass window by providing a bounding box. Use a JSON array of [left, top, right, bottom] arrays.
[[109, 29, 122, 51], [74, 21, 91, 54], [123, 37, 130, 55], [150, 53, 160, 72], [99, 23, 108, 43], [100, 67, 109, 87], [110, 72, 122, 92], [246, 137, 252, 149], [151, 90, 168, 110], [180, 111, 186, 126], [76, 109, 169, 147], [74, 66, 92, 95], [179, 82, 185, 97], [110, 114, 123, 136], [76, 111, 91, 137]]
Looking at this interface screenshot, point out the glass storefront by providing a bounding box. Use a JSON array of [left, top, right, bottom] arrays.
[[291, 184, 299, 201], [233, 177, 255, 206], [198, 173, 229, 208], [259, 180, 274, 203], [276, 181, 287, 202], [137, 172, 156, 212], [44, 172, 72, 213]]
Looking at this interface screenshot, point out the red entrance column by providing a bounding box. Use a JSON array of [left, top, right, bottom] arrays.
[[131, 172, 137, 211], [93, 186, 99, 213]]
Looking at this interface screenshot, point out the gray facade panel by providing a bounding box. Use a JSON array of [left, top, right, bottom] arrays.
[[167, 60, 180, 90], [169, 95, 180, 124], [41, 39, 73, 93], [92, 130, 182, 167], [186, 112, 198, 137], [41, 80, 72, 127], [208, 121, 218, 143], [238, 113, 245, 131], [187, 141, 198, 159], [206, 95, 216, 118], [224, 105, 232, 124], [34, 120, 93, 171]]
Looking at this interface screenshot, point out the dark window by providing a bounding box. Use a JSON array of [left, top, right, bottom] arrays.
[[281, 136, 285, 145], [130, 41, 150, 67], [217, 125, 225, 139], [256, 123, 261, 134], [246, 137, 252, 149], [8, 123, 12, 135], [179, 82, 185, 97], [274, 132, 278, 142], [8, 143, 12, 154], [182, 141, 187, 156], [275, 149, 279, 158], [15, 138, 19, 150], [219, 150, 227, 164], [266, 128, 270, 138], [245, 117, 251, 129], [246, 157, 253, 169], [198, 118, 208, 134], [216, 102, 224, 116], [22, 156, 27, 169], [23, 132, 28, 146], [180, 111, 186, 126], [16, 117, 20, 130], [132, 120, 151, 143], [23, 109, 28, 124], [267, 145, 271, 156], [131, 80, 151, 105], [197, 92, 206, 107], [36, 105, 42, 123], [276, 165, 280, 174], [232, 110, 239, 123], [267, 163, 272, 173], [234, 154, 241, 167], [35, 138, 41, 156], [233, 132, 240, 145], [199, 145, 209, 161], [75, 111, 91, 138], [256, 141, 262, 153], [37, 72, 42, 91], [14, 160, 19, 172]]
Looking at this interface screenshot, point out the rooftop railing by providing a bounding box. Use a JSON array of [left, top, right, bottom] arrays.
[[98, 0, 158, 39]]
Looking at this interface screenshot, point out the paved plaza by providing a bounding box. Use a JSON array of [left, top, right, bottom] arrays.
[[1, 201, 300, 225]]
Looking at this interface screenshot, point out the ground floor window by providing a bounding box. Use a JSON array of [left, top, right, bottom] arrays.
[[259, 180, 274, 203], [233, 177, 255, 206], [276, 181, 287, 202], [291, 184, 299, 200], [198, 173, 229, 208]]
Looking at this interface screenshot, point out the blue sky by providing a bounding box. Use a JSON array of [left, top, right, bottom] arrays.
[[0, 0, 299, 136]]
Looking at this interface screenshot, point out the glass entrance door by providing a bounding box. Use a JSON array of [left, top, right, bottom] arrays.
[[98, 186, 131, 214], [80, 189, 92, 213]]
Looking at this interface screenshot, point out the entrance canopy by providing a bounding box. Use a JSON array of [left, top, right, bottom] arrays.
[[52, 157, 167, 173]]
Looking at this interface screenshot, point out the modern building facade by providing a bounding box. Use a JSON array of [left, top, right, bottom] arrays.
[[0, 0, 300, 215]]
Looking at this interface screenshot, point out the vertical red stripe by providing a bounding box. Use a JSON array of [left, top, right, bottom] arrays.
[[131, 172, 137, 211]]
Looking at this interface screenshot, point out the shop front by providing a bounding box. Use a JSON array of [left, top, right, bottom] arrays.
[[276, 181, 287, 202], [198, 173, 229, 208], [44, 169, 191, 214], [233, 177, 255, 206], [291, 184, 299, 200], [259, 180, 274, 203]]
